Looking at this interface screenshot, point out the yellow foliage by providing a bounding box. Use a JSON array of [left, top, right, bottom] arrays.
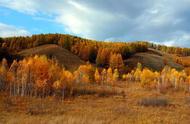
[[101, 69, 107, 84], [77, 64, 94, 82], [122, 74, 127, 80], [107, 67, 113, 84], [140, 68, 157, 88], [134, 68, 141, 81], [81, 75, 90, 84], [61, 70, 74, 88], [109, 53, 124, 69], [36, 79, 48, 89], [113, 69, 119, 81], [53, 80, 62, 90], [94, 69, 101, 84], [74, 70, 90, 84]]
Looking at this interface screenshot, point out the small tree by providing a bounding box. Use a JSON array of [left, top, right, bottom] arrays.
[[94, 69, 101, 84], [107, 67, 113, 85], [101, 69, 107, 85], [109, 53, 124, 70], [0, 58, 8, 91], [74, 65, 92, 84], [96, 48, 110, 67], [8, 60, 19, 96], [134, 63, 142, 82], [61, 70, 74, 96], [137, 62, 142, 71], [113, 69, 119, 82], [140, 68, 157, 88], [187, 75, 190, 92], [53, 80, 64, 98]]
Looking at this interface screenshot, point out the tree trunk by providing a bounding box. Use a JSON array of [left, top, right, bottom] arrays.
[[17, 82, 20, 96], [174, 78, 178, 89], [62, 89, 65, 100], [35, 88, 37, 98], [9, 84, 12, 96], [13, 82, 16, 96], [21, 81, 24, 96]]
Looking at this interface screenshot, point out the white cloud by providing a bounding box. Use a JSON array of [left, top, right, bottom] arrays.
[[0, 23, 30, 37], [55, 0, 119, 39], [0, 0, 38, 15], [0, 0, 190, 47], [163, 32, 190, 47]]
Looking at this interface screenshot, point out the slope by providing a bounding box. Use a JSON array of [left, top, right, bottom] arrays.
[[18, 44, 85, 71], [125, 48, 184, 71]]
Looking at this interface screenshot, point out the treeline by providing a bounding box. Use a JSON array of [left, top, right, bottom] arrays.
[[0, 34, 148, 66], [148, 43, 190, 56], [1, 34, 190, 59]]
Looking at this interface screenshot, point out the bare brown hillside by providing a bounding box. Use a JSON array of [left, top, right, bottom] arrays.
[[125, 48, 184, 71], [18, 44, 85, 71]]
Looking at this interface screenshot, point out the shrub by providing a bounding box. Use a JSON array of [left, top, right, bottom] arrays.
[[138, 97, 169, 107]]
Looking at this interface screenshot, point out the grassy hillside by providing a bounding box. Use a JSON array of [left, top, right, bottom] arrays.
[[125, 48, 184, 71], [18, 44, 85, 71]]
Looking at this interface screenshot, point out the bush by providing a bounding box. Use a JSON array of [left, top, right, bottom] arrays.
[[71, 84, 122, 97], [138, 97, 169, 107]]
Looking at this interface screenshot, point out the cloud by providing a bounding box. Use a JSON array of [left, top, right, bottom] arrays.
[[0, 0, 38, 15], [56, 0, 123, 39], [0, 0, 190, 47], [0, 22, 30, 37], [162, 32, 190, 47]]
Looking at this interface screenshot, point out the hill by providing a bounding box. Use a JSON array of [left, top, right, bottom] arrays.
[[18, 44, 85, 71], [125, 48, 184, 71], [17, 44, 184, 72], [1, 33, 190, 71]]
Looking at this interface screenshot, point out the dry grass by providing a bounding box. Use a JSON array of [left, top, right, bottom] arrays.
[[1, 82, 190, 124]]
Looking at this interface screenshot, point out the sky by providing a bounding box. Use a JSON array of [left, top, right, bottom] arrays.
[[0, 0, 190, 47]]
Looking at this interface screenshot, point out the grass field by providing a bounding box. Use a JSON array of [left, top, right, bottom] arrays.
[[1, 82, 190, 124]]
